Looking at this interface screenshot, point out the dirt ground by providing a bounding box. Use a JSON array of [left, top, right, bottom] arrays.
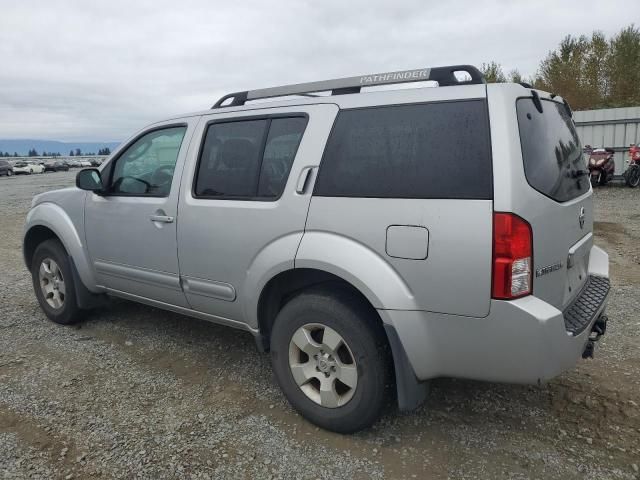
[[1, 171, 639, 479]]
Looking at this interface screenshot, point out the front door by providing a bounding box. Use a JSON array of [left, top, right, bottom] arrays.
[[177, 105, 338, 324], [85, 121, 196, 306]]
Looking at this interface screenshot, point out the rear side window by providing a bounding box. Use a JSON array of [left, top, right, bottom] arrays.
[[517, 98, 588, 202], [194, 116, 307, 199], [314, 100, 492, 199]]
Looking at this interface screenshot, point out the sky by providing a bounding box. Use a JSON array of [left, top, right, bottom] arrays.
[[0, 0, 637, 142]]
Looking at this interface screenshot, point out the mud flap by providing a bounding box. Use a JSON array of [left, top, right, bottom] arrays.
[[69, 257, 109, 309], [383, 324, 429, 411]]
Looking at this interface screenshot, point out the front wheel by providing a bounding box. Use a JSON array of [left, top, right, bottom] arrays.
[[31, 239, 83, 325], [270, 287, 391, 433], [625, 165, 640, 188], [6, 170, 12, 176]]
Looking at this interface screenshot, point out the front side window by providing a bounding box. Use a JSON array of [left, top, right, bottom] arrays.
[[194, 116, 307, 199], [110, 126, 186, 196]]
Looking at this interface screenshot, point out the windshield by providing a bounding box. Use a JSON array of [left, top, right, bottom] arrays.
[[517, 98, 589, 202]]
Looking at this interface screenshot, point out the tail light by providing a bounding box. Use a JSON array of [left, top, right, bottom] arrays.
[[492, 212, 533, 299]]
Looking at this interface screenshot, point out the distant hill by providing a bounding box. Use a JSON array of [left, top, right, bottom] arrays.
[[0, 139, 121, 156]]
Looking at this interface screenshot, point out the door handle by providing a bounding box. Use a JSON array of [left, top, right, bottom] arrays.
[[150, 215, 174, 223], [296, 167, 314, 194]]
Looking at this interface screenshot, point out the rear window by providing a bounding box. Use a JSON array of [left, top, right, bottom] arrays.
[[517, 98, 589, 202], [314, 100, 492, 199]]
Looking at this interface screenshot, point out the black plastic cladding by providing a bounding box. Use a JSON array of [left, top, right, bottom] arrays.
[[563, 275, 610, 335]]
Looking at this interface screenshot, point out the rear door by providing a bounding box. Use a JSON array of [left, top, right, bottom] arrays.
[[177, 104, 338, 322], [514, 96, 592, 310], [305, 88, 494, 317]]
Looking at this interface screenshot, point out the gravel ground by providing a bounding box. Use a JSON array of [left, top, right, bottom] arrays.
[[1, 171, 639, 480]]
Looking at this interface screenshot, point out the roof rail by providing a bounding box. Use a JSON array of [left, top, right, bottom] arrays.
[[212, 65, 485, 108]]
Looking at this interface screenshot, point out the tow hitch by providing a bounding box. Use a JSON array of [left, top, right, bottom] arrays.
[[582, 315, 608, 359]]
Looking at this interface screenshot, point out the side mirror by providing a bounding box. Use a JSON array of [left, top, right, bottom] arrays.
[[76, 168, 104, 193]]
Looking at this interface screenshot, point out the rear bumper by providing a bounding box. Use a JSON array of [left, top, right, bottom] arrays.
[[380, 245, 610, 386]]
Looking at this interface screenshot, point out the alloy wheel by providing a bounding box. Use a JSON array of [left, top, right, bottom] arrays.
[[38, 258, 66, 309], [288, 323, 358, 408]]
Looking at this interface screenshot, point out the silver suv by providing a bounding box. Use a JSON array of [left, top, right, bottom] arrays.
[[24, 65, 610, 433]]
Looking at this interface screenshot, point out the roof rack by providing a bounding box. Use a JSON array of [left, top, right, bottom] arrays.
[[212, 64, 485, 108]]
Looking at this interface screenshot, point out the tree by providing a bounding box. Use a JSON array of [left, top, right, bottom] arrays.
[[607, 25, 640, 107], [13, 152, 18, 157], [534, 25, 640, 109], [480, 62, 507, 83], [28, 148, 38, 157], [75, 148, 81, 156], [508, 69, 524, 84], [69, 150, 74, 156]]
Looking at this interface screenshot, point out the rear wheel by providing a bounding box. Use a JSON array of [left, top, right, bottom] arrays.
[[31, 239, 83, 325], [270, 287, 390, 433], [625, 165, 640, 188], [6, 170, 12, 176]]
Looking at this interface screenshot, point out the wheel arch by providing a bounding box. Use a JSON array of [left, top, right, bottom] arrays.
[[256, 268, 385, 350], [23, 203, 99, 292]]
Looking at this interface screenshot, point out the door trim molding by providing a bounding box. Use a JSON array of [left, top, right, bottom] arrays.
[[181, 276, 236, 301], [94, 260, 182, 292]]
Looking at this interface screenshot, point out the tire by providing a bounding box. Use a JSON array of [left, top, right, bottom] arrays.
[[270, 287, 391, 433], [625, 165, 640, 188], [6, 170, 12, 176], [31, 239, 83, 325]]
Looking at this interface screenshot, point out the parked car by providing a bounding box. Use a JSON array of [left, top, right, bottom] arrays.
[[23, 65, 610, 433], [44, 161, 70, 173], [90, 158, 104, 167], [0, 159, 13, 176], [78, 160, 92, 167], [14, 161, 45, 174], [67, 160, 80, 168]]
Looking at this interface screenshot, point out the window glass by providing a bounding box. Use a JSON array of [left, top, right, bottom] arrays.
[[195, 116, 307, 199], [195, 120, 267, 197], [314, 101, 492, 199], [110, 126, 186, 196], [258, 117, 307, 197], [517, 99, 588, 202]]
